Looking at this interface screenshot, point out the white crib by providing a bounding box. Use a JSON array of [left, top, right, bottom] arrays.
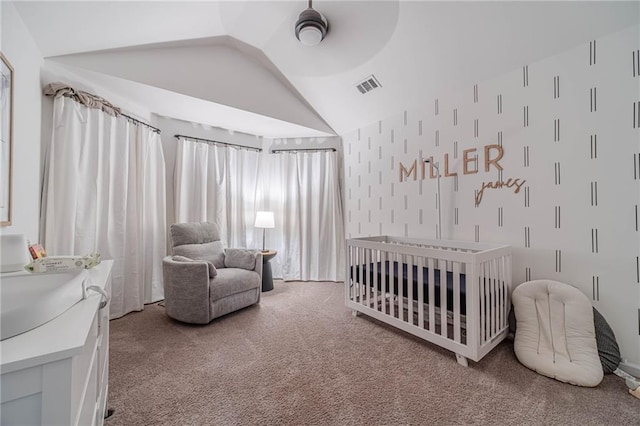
[[345, 236, 512, 366]]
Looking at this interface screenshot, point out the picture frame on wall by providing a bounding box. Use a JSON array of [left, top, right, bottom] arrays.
[[1, 52, 13, 226]]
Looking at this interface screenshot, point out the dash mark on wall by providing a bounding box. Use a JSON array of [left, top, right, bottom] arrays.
[[591, 228, 599, 253], [555, 250, 562, 273], [590, 88, 597, 112], [555, 206, 561, 228], [497, 94, 503, 114], [592, 276, 600, 301], [523, 106, 529, 127], [473, 84, 479, 103], [590, 182, 598, 206], [590, 134, 597, 159], [589, 40, 596, 66], [524, 226, 531, 248], [634, 50, 640, 77], [523, 65, 529, 87], [435, 99, 439, 116], [554, 119, 560, 142]]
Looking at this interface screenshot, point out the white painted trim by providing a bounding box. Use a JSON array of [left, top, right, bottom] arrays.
[[620, 360, 640, 378]]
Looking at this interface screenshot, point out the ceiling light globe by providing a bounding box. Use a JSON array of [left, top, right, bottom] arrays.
[[298, 26, 323, 46]]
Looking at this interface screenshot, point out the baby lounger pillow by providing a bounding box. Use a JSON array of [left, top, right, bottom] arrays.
[[512, 280, 603, 387]]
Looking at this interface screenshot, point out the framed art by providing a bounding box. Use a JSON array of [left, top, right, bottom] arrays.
[[1, 52, 13, 226]]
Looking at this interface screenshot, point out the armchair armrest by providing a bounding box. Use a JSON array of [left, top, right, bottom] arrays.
[[254, 251, 263, 278], [162, 256, 211, 324]]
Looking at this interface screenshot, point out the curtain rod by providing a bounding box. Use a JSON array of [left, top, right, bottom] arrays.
[[175, 134, 262, 152], [122, 113, 161, 133], [271, 148, 336, 153]]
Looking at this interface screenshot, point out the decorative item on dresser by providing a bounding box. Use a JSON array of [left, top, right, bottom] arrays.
[[346, 236, 512, 366]]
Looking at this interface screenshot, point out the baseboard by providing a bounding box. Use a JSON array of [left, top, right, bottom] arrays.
[[620, 360, 640, 378]]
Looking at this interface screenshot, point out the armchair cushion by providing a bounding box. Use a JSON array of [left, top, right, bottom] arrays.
[[210, 268, 261, 300], [170, 222, 221, 246], [171, 255, 217, 278], [173, 241, 225, 269], [224, 248, 257, 270]]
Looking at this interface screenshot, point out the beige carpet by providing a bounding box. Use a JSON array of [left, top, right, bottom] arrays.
[[106, 281, 639, 425]]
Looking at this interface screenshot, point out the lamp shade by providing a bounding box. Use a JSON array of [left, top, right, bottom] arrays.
[[254, 211, 275, 229]]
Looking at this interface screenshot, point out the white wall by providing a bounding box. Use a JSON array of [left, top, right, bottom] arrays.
[[343, 25, 640, 368], [0, 1, 43, 242]]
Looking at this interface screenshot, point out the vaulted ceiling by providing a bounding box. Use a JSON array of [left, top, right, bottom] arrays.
[[12, 1, 640, 138]]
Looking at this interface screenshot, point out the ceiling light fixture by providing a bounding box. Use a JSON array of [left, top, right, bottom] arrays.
[[295, 0, 328, 46]]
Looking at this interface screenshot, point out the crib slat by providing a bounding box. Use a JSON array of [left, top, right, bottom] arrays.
[[381, 251, 387, 314], [359, 247, 364, 304], [390, 252, 395, 319], [365, 248, 371, 308], [502, 256, 507, 329], [418, 256, 424, 329], [407, 255, 414, 325], [373, 249, 378, 311], [480, 261, 486, 344], [453, 261, 461, 343], [491, 258, 496, 338], [428, 257, 435, 333], [398, 252, 404, 320], [440, 259, 448, 339]]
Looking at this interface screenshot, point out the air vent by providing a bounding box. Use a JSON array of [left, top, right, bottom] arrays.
[[356, 75, 382, 94]]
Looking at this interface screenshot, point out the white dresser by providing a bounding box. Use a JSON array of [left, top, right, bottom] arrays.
[[0, 260, 113, 426]]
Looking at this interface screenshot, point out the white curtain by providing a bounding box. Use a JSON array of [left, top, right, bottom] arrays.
[[259, 151, 344, 282], [41, 96, 167, 319], [174, 137, 260, 248]]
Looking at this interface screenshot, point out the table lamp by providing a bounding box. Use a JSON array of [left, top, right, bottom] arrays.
[[254, 211, 275, 252]]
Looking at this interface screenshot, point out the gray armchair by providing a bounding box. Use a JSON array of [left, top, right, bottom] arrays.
[[162, 222, 262, 324]]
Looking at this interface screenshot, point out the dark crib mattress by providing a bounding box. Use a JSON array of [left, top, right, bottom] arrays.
[[350, 261, 467, 315]]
